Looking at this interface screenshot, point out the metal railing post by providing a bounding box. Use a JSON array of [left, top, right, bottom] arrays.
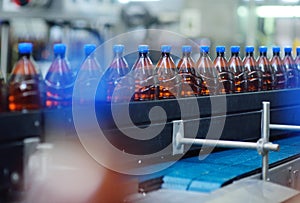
[[261, 101, 270, 181]]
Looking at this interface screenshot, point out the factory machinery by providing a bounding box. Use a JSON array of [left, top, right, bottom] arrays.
[[2, 88, 300, 202], [2, 1, 300, 202]]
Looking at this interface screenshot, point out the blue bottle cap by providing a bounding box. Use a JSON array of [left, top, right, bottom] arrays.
[[54, 43, 66, 55], [284, 46, 292, 53], [182, 45, 192, 53], [245, 46, 254, 53], [161, 45, 171, 53], [84, 44, 96, 56], [231, 46, 240, 53], [272, 46, 280, 53], [138, 45, 149, 53], [200, 46, 210, 53], [18, 42, 33, 54], [259, 46, 267, 53], [296, 47, 300, 53], [216, 46, 225, 53], [113, 44, 124, 53]]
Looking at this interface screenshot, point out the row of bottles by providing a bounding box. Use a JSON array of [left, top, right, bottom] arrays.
[[1, 43, 300, 113], [0, 42, 75, 112], [104, 44, 300, 102]]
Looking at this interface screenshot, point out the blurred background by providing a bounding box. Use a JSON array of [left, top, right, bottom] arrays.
[[1, 0, 300, 78]]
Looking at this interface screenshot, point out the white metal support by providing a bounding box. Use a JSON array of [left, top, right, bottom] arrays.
[[261, 101, 271, 181]]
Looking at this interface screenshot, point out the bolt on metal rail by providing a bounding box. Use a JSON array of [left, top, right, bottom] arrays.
[[172, 101, 300, 181]]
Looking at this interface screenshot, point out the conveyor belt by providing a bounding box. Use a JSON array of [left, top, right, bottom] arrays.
[[139, 135, 300, 193]]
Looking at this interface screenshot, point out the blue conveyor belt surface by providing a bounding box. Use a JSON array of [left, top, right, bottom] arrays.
[[140, 135, 300, 193]]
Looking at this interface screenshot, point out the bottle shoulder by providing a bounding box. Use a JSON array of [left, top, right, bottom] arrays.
[[196, 56, 213, 68], [282, 55, 295, 64], [156, 56, 177, 69], [243, 56, 258, 67], [257, 56, 271, 66], [177, 57, 195, 71], [11, 57, 38, 75], [213, 56, 228, 71]]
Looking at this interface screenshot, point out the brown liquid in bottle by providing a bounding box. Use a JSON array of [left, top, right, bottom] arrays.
[[228, 46, 248, 93], [283, 47, 298, 88], [0, 75, 7, 112], [156, 45, 180, 99], [257, 47, 275, 91], [132, 45, 156, 101], [213, 46, 235, 94], [243, 46, 263, 92], [8, 50, 41, 111], [101, 45, 130, 102], [177, 46, 201, 97], [196, 46, 219, 96], [270, 47, 286, 90], [295, 47, 300, 87]]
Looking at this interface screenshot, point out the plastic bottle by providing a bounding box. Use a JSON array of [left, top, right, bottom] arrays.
[[283, 46, 298, 88], [132, 45, 156, 101], [228, 46, 248, 93], [0, 69, 7, 112], [8, 42, 41, 111], [177, 45, 201, 97], [243, 46, 263, 92], [155, 45, 181, 99], [76, 44, 102, 104], [213, 46, 235, 94], [44, 44, 74, 108], [270, 46, 286, 90], [257, 46, 275, 91], [294, 46, 300, 86], [196, 46, 219, 96], [101, 45, 130, 102]]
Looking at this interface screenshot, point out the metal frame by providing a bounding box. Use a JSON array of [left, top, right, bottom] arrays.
[[172, 101, 300, 181]]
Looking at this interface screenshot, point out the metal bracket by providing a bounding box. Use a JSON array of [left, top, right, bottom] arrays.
[[256, 138, 265, 155], [172, 120, 184, 155]]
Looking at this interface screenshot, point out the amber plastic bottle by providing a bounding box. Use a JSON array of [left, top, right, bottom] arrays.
[[213, 46, 235, 94], [45, 44, 74, 109], [257, 46, 275, 91], [101, 45, 130, 102], [177, 45, 201, 97], [156, 45, 181, 99], [283, 47, 298, 88], [0, 69, 7, 112], [243, 46, 263, 92], [8, 43, 41, 111], [196, 46, 219, 96], [76, 44, 102, 104], [295, 47, 300, 87], [132, 45, 156, 101], [228, 46, 247, 93], [270, 46, 286, 89]]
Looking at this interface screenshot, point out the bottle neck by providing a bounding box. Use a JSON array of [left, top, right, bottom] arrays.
[[260, 52, 267, 57], [162, 52, 170, 57], [246, 52, 253, 57], [114, 52, 123, 58], [182, 52, 191, 58], [139, 52, 148, 57], [285, 52, 292, 56], [19, 53, 31, 59], [216, 52, 225, 57], [231, 52, 239, 57], [55, 53, 65, 58], [297, 52, 300, 57], [201, 52, 209, 57], [273, 52, 280, 57]]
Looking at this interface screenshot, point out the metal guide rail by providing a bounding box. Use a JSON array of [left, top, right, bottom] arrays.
[[172, 101, 300, 181]]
